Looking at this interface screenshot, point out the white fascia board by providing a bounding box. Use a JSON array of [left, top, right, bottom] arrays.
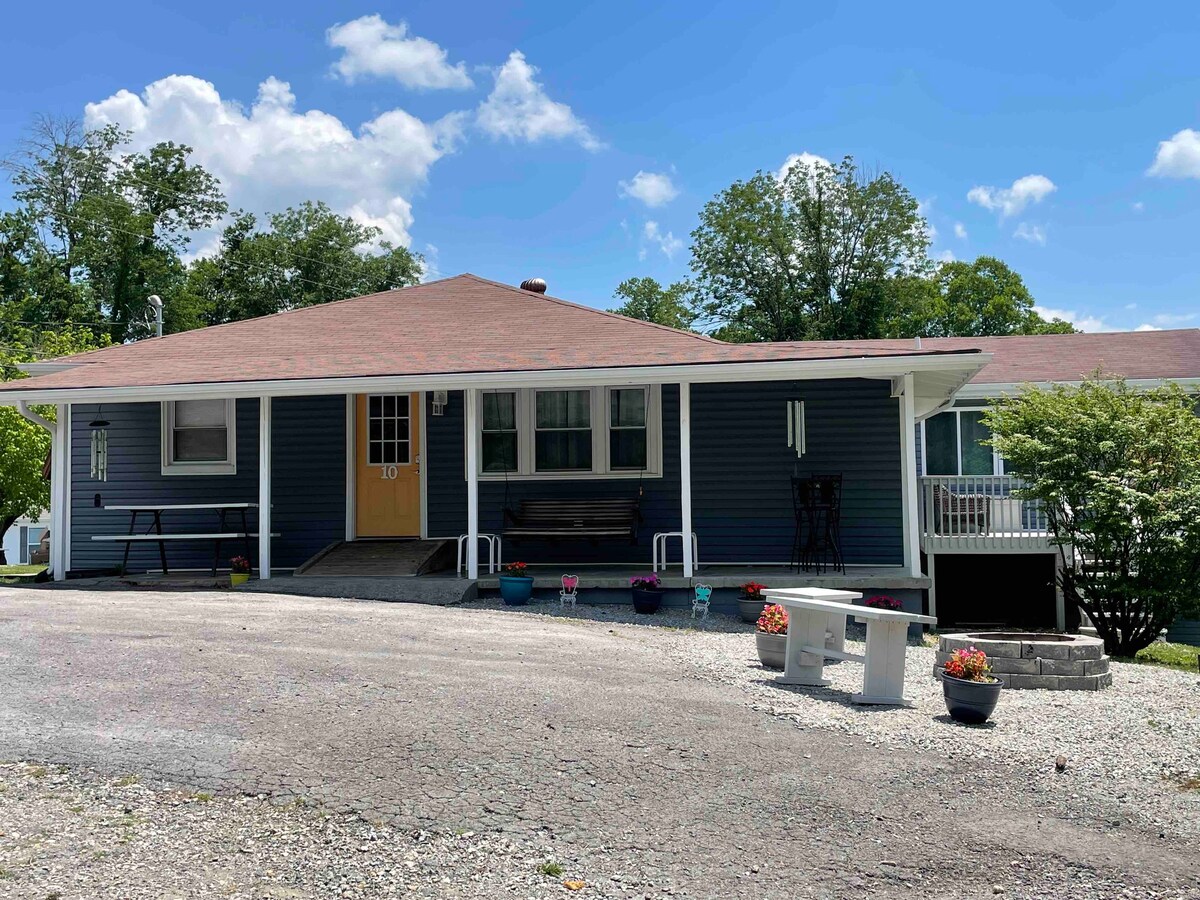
[[956, 376, 1200, 400], [0, 351, 991, 405]]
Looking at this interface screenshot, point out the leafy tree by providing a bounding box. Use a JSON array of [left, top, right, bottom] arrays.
[[689, 155, 929, 341], [986, 378, 1200, 655], [609, 277, 696, 331], [185, 202, 422, 324], [0, 312, 109, 564], [886, 256, 1075, 337]]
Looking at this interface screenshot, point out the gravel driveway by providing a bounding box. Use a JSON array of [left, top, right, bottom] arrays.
[[0, 587, 1197, 899]]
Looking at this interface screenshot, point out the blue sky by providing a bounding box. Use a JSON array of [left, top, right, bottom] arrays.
[[2, 1, 1199, 331]]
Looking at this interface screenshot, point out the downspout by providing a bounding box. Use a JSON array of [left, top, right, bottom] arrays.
[[16, 400, 54, 433]]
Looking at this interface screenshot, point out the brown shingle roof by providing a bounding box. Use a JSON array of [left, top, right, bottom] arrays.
[[5, 274, 978, 393]]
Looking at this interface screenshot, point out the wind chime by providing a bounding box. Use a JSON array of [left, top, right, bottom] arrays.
[[89, 406, 110, 482]]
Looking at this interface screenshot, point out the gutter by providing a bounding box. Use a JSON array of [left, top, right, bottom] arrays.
[[16, 400, 55, 433]]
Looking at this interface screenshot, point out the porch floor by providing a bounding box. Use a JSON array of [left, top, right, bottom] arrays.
[[474, 565, 929, 591]]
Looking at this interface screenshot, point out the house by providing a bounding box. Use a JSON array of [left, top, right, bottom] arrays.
[[1, 515, 49, 566], [795, 329, 1200, 631], [0, 274, 990, 614]]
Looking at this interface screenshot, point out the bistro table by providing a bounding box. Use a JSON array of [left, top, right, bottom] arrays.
[[763, 587, 937, 707], [92, 503, 262, 575]]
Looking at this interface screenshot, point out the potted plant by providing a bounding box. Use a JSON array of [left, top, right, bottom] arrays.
[[630, 574, 665, 614], [229, 555, 251, 587], [755, 603, 788, 669], [857, 594, 902, 623], [737, 581, 769, 623], [939, 646, 1004, 724], [498, 561, 534, 605]]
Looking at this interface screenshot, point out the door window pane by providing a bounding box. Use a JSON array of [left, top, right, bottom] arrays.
[[960, 411, 993, 475], [923, 413, 958, 475], [367, 394, 410, 466]]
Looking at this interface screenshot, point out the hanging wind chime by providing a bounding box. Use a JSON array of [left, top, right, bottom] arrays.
[[89, 406, 110, 482]]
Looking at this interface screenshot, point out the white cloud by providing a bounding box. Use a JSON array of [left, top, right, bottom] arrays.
[[1134, 323, 1162, 331], [1150, 311, 1198, 326], [1034, 305, 1111, 333], [1124, 302, 1138, 310], [1013, 222, 1047, 245], [642, 220, 683, 260], [967, 174, 1056, 217], [326, 15, 472, 89], [1131, 201, 1145, 212], [419, 242, 441, 282], [84, 74, 465, 248], [476, 51, 600, 151], [619, 170, 679, 208], [954, 221, 968, 239], [936, 249, 956, 262], [777, 152, 832, 182], [1148, 128, 1200, 179]]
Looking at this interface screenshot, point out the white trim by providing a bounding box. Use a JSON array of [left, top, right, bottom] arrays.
[[900, 374, 922, 578], [258, 397, 271, 579], [49, 405, 68, 581], [161, 399, 237, 476], [63, 404, 72, 575], [920, 407, 1004, 476], [344, 394, 356, 542], [0, 352, 991, 405], [956, 376, 1200, 400], [927, 552, 937, 621], [679, 382, 694, 579], [465, 389, 480, 580], [419, 391, 428, 540]]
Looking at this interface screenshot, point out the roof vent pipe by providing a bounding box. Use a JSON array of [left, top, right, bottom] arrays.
[[520, 278, 547, 294], [914, 336, 922, 350]]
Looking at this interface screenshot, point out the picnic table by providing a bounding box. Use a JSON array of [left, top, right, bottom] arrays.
[[763, 587, 937, 707], [92, 503, 272, 576]]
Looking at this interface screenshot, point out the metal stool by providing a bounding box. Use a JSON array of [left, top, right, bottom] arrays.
[[456, 533, 501, 575], [652, 531, 699, 572]]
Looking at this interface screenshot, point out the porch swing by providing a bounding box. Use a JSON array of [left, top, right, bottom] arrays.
[[492, 389, 643, 546]]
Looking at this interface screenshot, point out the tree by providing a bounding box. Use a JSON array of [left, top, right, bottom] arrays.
[[885, 256, 1075, 337], [185, 202, 422, 325], [609, 277, 696, 331], [986, 378, 1200, 656], [0, 312, 109, 564], [689, 156, 929, 341]]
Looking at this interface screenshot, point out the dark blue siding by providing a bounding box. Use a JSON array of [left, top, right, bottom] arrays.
[[427, 379, 902, 566], [70, 396, 344, 573]]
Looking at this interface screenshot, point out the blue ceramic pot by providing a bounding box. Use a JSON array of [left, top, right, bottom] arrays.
[[498, 575, 534, 605]]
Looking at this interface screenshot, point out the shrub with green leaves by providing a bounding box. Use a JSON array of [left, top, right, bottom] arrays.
[[986, 377, 1200, 656]]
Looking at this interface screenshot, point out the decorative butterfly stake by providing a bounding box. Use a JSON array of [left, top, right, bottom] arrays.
[[692, 583, 713, 620]]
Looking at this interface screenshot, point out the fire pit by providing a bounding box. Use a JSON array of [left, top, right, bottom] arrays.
[[936, 632, 1111, 690]]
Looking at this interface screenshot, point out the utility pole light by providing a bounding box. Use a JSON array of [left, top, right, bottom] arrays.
[[147, 294, 163, 338]]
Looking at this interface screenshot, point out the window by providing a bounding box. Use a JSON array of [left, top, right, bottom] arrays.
[[471, 385, 662, 480], [535, 390, 592, 472], [922, 408, 1003, 476], [367, 394, 411, 466], [161, 399, 236, 475], [481, 392, 518, 473], [609, 387, 648, 470]]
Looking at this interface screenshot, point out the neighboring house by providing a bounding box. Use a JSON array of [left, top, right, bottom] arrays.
[[1, 515, 49, 566]]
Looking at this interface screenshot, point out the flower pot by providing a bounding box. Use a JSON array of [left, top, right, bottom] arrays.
[[939, 670, 1004, 724], [632, 587, 664, 614], [738, 597, 768, 624], [230, 572, 249, 587], [498, 575, 534, 606], [756, 631, 786, 669]]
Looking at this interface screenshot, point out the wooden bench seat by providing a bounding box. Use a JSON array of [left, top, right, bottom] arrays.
[[502, 498, 640, 543]]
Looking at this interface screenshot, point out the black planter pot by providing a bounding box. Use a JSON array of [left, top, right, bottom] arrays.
[[631, 587, 665, 614], [940, 670, 1004, 724]]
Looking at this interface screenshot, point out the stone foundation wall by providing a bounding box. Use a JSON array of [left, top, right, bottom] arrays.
[[936, 632, 1112, 690]]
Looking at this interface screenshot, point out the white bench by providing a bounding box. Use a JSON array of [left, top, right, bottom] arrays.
[[763, 588, 936, 707]]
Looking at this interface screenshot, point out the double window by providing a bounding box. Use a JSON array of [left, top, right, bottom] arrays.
[[476, 386, 660, 479], [922, 408, 1006, 476], [161, 399, 237, 475]]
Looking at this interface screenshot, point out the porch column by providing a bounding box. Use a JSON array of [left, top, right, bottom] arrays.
[[679, 382, 694, 579], [258, 396, 272, 580], [898, 373, 921, 577], [465, 388, 480, 579], [49, 404, 69, 581]]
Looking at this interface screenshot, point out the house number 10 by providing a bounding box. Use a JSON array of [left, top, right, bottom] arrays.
[[380, 465, 399, 480]]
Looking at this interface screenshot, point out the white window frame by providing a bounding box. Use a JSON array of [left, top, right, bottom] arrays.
[[470, 385, 663, 481], [161, 399, 237, 476], [920, 406, 1004, 477]]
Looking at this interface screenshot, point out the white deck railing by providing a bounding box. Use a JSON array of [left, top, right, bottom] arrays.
[[919, 475, 1051, 552]]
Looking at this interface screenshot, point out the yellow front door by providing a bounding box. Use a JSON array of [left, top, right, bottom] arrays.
[[356, 393, 422, 537]]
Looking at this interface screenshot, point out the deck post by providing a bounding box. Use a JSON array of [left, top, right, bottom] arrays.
[[465, 388, 480, 580], [48, 404, 69, 581], [679, 382, 694, 579], [899, 373, 921, 577], [259, 396, 272, 580]]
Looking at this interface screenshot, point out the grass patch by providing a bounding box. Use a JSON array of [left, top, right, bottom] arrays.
[[192, 791, 214, 803], [114, 774, 140, 787], [1128, 641, 1200, 673], [1180, 776, 1200, 792], [537, 861, 564, 877], [0, 564, 45, 575]]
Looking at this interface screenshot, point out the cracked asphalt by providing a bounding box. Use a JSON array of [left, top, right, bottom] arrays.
[[0, 587, 1195, 898]]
